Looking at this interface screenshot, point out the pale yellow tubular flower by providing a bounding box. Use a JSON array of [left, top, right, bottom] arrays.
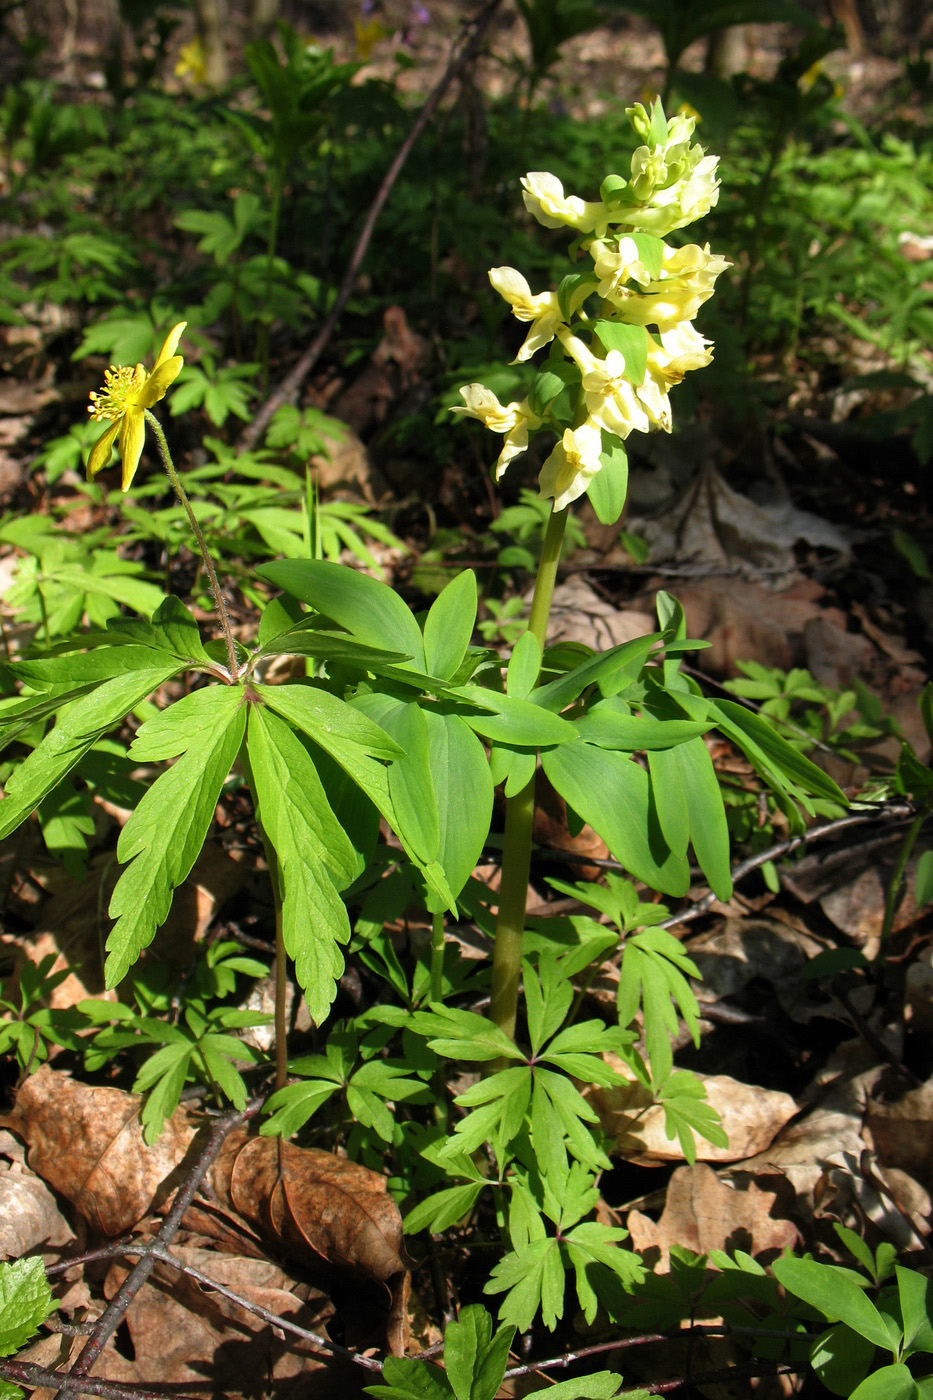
[[87, 322, 187, 491], [559, 331, 652, 437], [488, 266, 565, 363], [453, 384, 541, 481], [605, 243, 730, 331], [636, 323, 714, 431], [538, 421, 604, 512], [521, 173, 606, 234], [590, 236, 651, 301]]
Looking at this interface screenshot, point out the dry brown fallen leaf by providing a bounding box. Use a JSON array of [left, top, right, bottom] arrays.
[[0, 1066, 197, 1236], [2, 1067, 409, 1348], [627, 1163, 799, 1271], [865, 1071, 933, 1189], [590, 1060, 797, 1165], [0, 1130, 74, 1260], [101, 1247, 346, 1398]]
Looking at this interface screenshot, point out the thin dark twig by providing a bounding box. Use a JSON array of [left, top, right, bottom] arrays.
[[0, 1359, 207, 1400], [502, 1324, 809, 1378], [46, 1233, 384, 1372], [239, 0, 504, 451], [629, 1361, 796, 1395], [144, 1242, 383, 1371], [56, 1099, 261, 1400]]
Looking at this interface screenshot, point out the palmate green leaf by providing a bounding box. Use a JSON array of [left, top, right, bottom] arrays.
[[260, 1079, 341, 1137], [404, 1181, 486, 1235], [563, 1221, 644, 1324], [0, 664, 183, 844], [0, 1257, 54, 1357], [247, 704, 357, 1026], [656, 1071, 728, 1163], [619, 932, 701, 1083], [105, 687, 247, 986], [409, 1006, 524, 1062], [444, 1067, 531, 1162], [542, 741, 689, 896], [485, 1237, 565, 1331]]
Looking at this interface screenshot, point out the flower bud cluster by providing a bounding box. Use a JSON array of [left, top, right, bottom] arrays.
[[455, 100, 729, 512]]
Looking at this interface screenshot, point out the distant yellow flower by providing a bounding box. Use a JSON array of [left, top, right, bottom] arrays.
[[175, 39, 208, 86], [87, 323, 186, 491], [354, 17, 385, 61]]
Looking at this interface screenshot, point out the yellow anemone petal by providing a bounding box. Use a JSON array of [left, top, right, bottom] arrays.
[[87, 421, 121, 478], [118, 408, 146, 491], [153, 322, 187, 369], [139, 355, 184, 409]]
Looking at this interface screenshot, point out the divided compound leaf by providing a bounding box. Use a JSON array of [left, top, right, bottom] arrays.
[[0, 664, 184, 843], [246, 702, 358, 1025], [105, 686, 247, 985]]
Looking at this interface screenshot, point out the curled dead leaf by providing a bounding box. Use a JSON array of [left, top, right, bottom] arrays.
[[0, 1066, 197, 1236]]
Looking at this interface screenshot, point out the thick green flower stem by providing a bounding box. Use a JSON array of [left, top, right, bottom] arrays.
[[489, 504, 568, 1041], [143, 410, 240, 681]]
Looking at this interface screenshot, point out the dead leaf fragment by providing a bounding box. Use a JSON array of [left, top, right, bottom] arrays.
[[627, 1163, 799, 1270], [865, 1072, 933, 1189], [0, 1130, 74, 1259], [214, 1131, 407, 1294], [1, 1066, 197, 1235]]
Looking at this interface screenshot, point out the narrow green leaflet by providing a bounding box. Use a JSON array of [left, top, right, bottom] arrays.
[[542, 740, 689, 896], [531, 635, 660, 713], [618, 930, 702, 1082], [8, 644, 182, 690], [712, 699, 847, 809], [105, 595, 214, 665], [258, 558, 427, 671], [647, 736, 733, 900], [772, 1256, 896, 1350], [0, 1257, 54, 1356], [0, 664, 183, 843], [257, 684, 457, 914], [424, 711, 493, 903], [247, 704, 355, 1024], [423, 570, 477, 682], [105, 686, 247, 985], [453, 685, 577, 747], [443, 1305, 515, 1400], [355, 696, 439, 864]]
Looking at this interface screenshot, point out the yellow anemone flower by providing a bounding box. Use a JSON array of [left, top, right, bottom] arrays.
[[86, 323, 186, 491]]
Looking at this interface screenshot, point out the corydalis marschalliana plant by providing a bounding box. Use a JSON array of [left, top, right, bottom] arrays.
[[455, 100, 729, 513]]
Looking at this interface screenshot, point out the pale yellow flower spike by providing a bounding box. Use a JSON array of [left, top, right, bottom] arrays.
[[87, 322, 186, 491]]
